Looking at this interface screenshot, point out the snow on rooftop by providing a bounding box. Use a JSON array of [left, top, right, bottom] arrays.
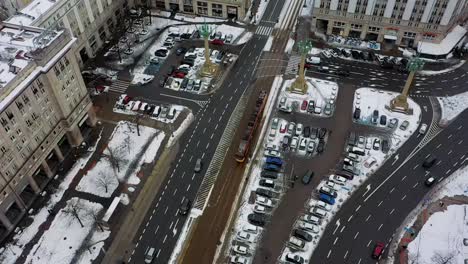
[[7, 0, 58, 26], [418, 25, 467, 56]]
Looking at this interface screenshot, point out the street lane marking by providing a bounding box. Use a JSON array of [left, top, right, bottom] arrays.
[[164, 206, 169, 215], [448, 150, 453, 155], [367, 240, 372, 247], [365, 214, 371, 222], [333, 237, 339, 245], [446, 169, 451, 175], [401, 195, 407, 200], [354, 231, 359, 239], [187, 184, 191, 191], [173, 188, 177, 196], [390, 208, 395, 215], [327, 250, 332, 258], [202, 152, 205, 159], [401, 175, 407, 182], [344, 250, 349, 259], [378, 224, 383, 230], [163, 234, 167, 244], [155, 225, 159, 234], [389, 187, 395, 193], [340, 226, 346, 233], [378, 200, 383, 207], [347, 215, 353, 222], [169, 221, 174, 229], [413, 164, 418, 170], [413, 182, 419, 188], [355, 205, 361, 212], [436, 143, 442, 149], [206, 142, 210, 149], [156, 249, 161, 258]]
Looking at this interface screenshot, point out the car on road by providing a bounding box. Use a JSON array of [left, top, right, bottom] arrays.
[[233, 245, 249, 255], [422, 156, 437, 169], [194, 158, 203, 172], [400, 120, 410, 130], [144, 247, 155, 263], [293, 229, 313, 242], [319, 186, 337, 198], [230, 255, 247, 264], [179, 199, 191, 215], [372, 242, 385, 259], [236, 231, 255, 243], [424, 175, 437, 186], [248, 213, 266, 226], [419, 123, 428, 134], [285, 253, 305, 264], [256, 196, 273, 207], [298, 221, 319, 233], [302, 170, 314, 185]]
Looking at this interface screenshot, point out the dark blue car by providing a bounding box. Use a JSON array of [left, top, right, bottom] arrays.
[[319, 193, 336, 205], [266, 157, 283, 166], [263, 163, 281, 172]]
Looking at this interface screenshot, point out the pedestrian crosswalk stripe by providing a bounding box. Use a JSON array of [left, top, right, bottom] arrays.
[[255, 26, 273, 36], [108, 79, 130, 94]]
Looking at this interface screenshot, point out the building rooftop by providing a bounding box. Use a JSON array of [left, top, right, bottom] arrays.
[[418, 25, 467, 56], [0, 23, 66, 111], [7, 0, 59, 26]]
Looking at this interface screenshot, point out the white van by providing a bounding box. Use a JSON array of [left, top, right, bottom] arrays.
[[306, 56, 321, 64]]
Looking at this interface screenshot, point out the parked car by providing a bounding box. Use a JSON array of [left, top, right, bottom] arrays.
[[329, 174, 347, 185], [307, 141, 315, 153], [400, 120, 410, 130], [230, 256, 247, 264], [371, 110, 379, 124], [236, 231, 255, 243], [233, 245, 249, 255], [293, 229, 313, 242], [301, 214, 321, 224], [319, 186, 337, 198], [316, 140, 325, 153], [256, 188, 274, 198], [285, 254, 305, 264], [353, 107, 361, 120], [211, 39, 224, 45], [380, 115, 387, 126], [298, 221, 319, 233], [248, 213, 266, 226], [364, 157, 377, 168], [373, 138, 381, 150], [263, 163, 280, 172], [388, 118, 398, 128], [302, 170, 314, 185], [307, 100, 315, 113], [319, 193, 335, 205]]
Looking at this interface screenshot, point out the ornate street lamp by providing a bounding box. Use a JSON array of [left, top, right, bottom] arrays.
[[198, 23, 218, 77], [289, 40, 313, 94], [389, 56, 425, 113]]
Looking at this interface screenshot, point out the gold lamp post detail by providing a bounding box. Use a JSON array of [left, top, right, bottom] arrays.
[[289, 40, 313, 94], [389, 56, 425, 114], [198, 23, 218, 77]]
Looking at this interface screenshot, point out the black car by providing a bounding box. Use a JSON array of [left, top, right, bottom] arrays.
[[285, 254, 305, 264], [180, 33, 191, 39], [351, 50, 360, 59], [179, 199, 191, 215], [256, 188, 274, 198], [302, 170, 314, 185], [145, 104, 155, 114], [167, 66, 176, 76], [248, 213, 267, 226], [381, 139, 390, 153], [318, 128, 327, 139], [398, 65, 409, 73], [380, 115, 387, 126], [353, 108, 361, 120], [303, 126, 310, 138], [282, 135, 291, 150], [317, 140, 325, 153], [261, 171, 279, 179], [175, 47, 187, 55], [310, 128, 318, 139], [192, 30, 200, 39], [400, 58, 409, 67], [423, 156, 437, 169], [182, 58, 195, 67], [293, 229, 313, 242], [341, 49, 351, 57], [181, 78, 189, 89], [259, 179, 275, 188], [155, 49, 168, 57], [380, 62, 394, 69], [337, 70, 350, 77]]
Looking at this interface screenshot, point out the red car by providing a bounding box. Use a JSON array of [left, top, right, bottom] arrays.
[[301, 100, 308, 111], [210, 39, 224, 45], [172, 71, 186, 78], [123, 95, 132, 104], [372, 242, 385, 259], [279, 122, 287, 133]]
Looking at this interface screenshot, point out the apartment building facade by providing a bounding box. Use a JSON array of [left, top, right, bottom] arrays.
[[312, 0, 468, 51], [7, 0, 135, 67], [150, 0, 250, 20], [0, 22, 96, 239]]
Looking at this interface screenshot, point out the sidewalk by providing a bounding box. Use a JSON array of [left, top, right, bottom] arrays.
[[395, 195, 468, 264]]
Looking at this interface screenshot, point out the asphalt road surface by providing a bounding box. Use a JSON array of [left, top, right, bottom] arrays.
[[311, 109, 468, 264], [126, 0, 287, 262]]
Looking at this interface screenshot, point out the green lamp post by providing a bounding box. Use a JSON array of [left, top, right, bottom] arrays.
[[198, 23, 218, 77], [289, 40, 313, 94], [389, 56, 425, 113]]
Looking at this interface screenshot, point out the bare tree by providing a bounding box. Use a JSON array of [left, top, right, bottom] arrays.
[[63, 199, 85, 228], [86, 205, 104, 232], [105, 145, 125, 174], [431, 251, 456, 264], [122, 132, 132, 155], [95, 172, 115, 194]]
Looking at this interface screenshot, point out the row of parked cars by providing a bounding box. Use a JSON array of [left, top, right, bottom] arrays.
[[116, 94, 178, 120], [278, 96, 335, 116], [320, 48, 410, 72]]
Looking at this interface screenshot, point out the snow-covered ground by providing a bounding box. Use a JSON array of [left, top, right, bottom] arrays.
[[0, 132, 103, 264], [24, 198, 108, 264], [407, 204, 468, 264], [437, 90, 468, 124], [76, 121, 164, 198], [419, 60, 465, 75], [244, 0, 268, 25], [263, 36, 273, 51], [221, 76, 284, 262], [237, 32, 253, 44], [278, 77, 339, 117], [285, 38, 295, 53], [167, 112, 194, 147], [300, 0, 314, 16]]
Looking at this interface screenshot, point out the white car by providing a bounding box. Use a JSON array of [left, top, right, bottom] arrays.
[[271, 118, 279, 129], [236, 231, 255, 243], [264, 149, 281, 157], [232, 245, 249, 255], [268, 128, 277, 142], [364, 157, 377, 168], [419, 123, 428, 134], [230, 255, 247, 264], [295, 123, 303, 136], [324, 180, 338, 191], [265, 143, 279, 151], [298, 221, 320, 233], [256, 196, 273, 207], [314, 106, 322, 114], [298, 138, 307, 155], [365, 138, 372, 150], [329, 174, 347, 185], [135, 75, 154, 85], [301, 214, 321, 224], [288, 237, 307, 251], [291, 136, 299, 149], [254, 205, 267, 214], [307, 141, 315, 153], [243, 224, 259, 234], [308, 200, 332, 211], [321, 50, 332, 58]]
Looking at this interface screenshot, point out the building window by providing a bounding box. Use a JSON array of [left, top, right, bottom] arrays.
[[351, 24, 363, 29], [212, 3, 223, 17], [197, 1, 208, 15], [404, 32, 416, 38], [333, 21, 345, 27]]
